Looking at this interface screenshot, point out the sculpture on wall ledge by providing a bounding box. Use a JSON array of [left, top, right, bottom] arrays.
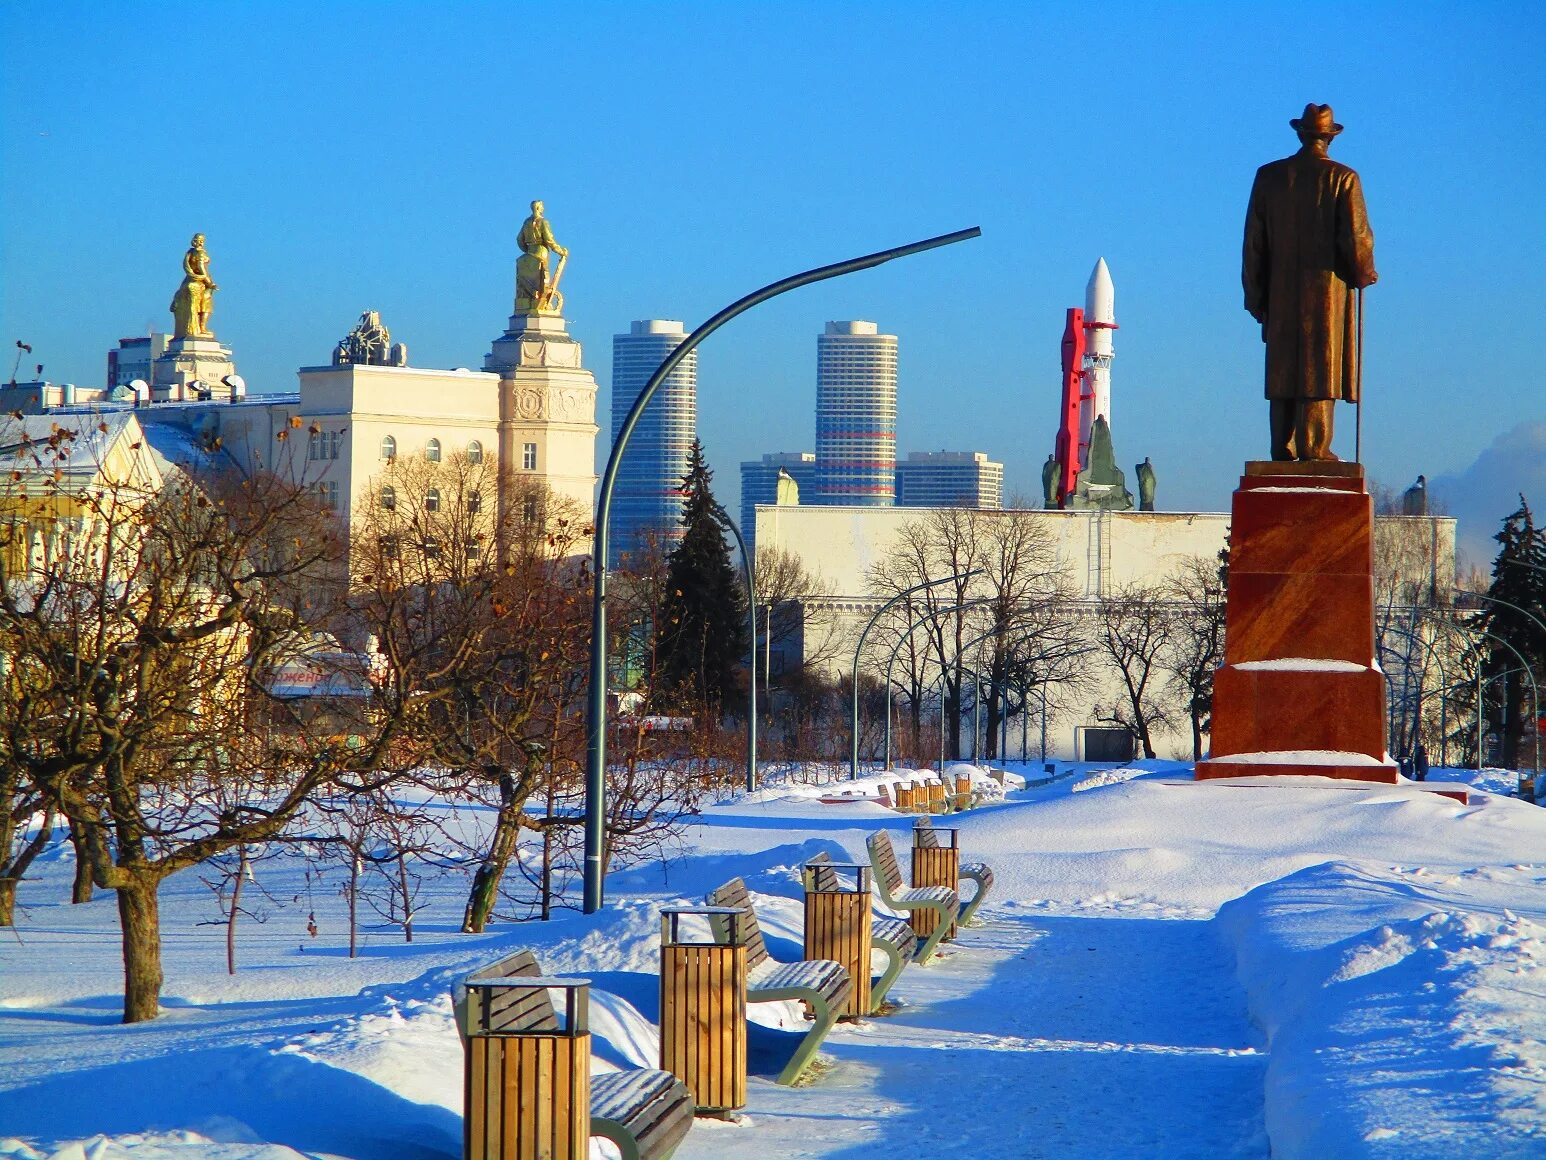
[[1041, 453, 1061, 509], [1066, 417, 1134, 511], [1136, 457, 1157, 511], [332, 310, 408, 367], [170, 233, 218, 339], [515, 199, 569, 315], [1243, 103, 1378, 461]]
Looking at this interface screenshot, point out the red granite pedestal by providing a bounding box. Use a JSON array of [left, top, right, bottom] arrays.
[[1196, 461, 1398, 783]]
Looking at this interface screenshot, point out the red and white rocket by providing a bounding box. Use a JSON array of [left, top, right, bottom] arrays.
[[1053, 258, 1119, 507], [1080, 257, 1116, 464]]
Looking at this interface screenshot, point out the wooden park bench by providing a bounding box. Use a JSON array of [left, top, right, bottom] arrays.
[[455, 949, 695, 1160], [914, 819, 996, 928], [865, 831, 958, 964], [704, 877, 853, 1084], [805, 851, 917, 1012]]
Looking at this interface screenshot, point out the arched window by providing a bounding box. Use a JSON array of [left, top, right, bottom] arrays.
[[379, 485, 396, 510], [426, 437, 442, 463], [380, 435, 397, 460], [466, 440, 484, 465], [425, 487, 441, 513]]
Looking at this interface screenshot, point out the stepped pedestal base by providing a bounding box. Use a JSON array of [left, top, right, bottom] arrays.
[[1197, 461, 1391, 785]]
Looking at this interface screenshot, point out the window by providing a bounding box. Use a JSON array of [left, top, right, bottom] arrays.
[[465, 541, 482, 561], [468, 492, 482, 514], [425, 487, 441, 513], [380, 534, 399, 558], [426, 438, 442, 463], [466, 440, 484, 465], [522, 442, 537, 471], [522, 496, 539, 525], [422, 539, 441, 559], [380, 435, 397, 460], [314, 480, 339, 511], [379, 485, 396, 510], [309, 431, 341, 461]]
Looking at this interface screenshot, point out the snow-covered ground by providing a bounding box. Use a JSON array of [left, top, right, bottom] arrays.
[[2, 761, 1543, 1159]]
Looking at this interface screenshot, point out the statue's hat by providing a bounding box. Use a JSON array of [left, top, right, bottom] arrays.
[[1290, 103, 1343, 137]]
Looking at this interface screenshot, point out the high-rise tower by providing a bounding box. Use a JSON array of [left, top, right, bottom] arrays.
[[814, 320, 897, 506], [609, 320, 697, 557]]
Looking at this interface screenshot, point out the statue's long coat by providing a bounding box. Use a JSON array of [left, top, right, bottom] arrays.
[[1243, 148, 1376, 401]]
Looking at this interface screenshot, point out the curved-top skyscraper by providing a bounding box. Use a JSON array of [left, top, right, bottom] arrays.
[[815, 320, 897, 506], [610, 320, 697, 557]]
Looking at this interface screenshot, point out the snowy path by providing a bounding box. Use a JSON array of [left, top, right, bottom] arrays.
[[686, 910, 1267, 1159]]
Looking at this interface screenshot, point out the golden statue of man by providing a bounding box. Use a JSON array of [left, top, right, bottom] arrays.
[[515, 200, 569, 315], [1243, 104, 1377, 461], [170, 233, 219, 339]]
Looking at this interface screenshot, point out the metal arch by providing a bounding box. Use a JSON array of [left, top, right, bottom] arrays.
[[583, 226, 981, 912]]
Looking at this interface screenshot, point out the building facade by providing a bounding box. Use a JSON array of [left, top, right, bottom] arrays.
[[815, 321, 897, 507], [739, 451, 817, 554], [896, 451, 1004, 509], [609, 320, 697, 558], [753, 501, 1459, 761]]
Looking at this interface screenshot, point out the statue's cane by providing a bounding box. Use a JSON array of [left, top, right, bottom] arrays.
[[1355, 286, 1365, 464]]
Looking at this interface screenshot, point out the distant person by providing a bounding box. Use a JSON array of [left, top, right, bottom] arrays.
[[1414, 743, 1429, 781]]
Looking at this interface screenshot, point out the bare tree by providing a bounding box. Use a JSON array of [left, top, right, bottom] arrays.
[[1094, 582, 1177, 759], [353, 455, 593, 934], [0, 417, 416, 1022], [1160, 555, 1228, 761]]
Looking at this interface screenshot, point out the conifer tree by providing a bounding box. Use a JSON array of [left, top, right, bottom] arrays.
[[1479, 496, 1546, 768], [653, 441, 748, 710]]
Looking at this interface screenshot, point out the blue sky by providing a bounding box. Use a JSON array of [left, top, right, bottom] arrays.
[[2, 2, 1542, 555]]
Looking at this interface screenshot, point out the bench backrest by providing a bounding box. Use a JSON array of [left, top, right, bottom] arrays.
[[805, 851, 843, 893], [704, 877, 771, 969], [867, 831, 904, 895], [460, 947, 561, 1034]]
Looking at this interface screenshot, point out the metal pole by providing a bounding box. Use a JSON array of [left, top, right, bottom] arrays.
[[849, 570, 981, 779], [713, 503, 756, 793], [1355, 286, 1364, 464], [1040, 684, 1048, 761], [583, 226, 980, 911], [973, 674, 982, 762], [1477, 663, 1484, 771]]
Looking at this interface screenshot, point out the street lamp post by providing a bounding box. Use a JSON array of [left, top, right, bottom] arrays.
[[711, 502, 757, 793], [584, 226, 981, 912], [849, 569, 982, 779], [880, 597, 993, 769], [1449, 590, 1546, 776]]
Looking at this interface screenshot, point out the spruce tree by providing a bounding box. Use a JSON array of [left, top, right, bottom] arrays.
[[653, 441, 749, 710], [1479, 496, 1546, 768]]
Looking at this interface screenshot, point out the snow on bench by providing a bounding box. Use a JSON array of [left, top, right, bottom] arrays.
[[806, 851, 916, 1011], [704, 877, 853, 1085], [914, 818, 996, 927], [453, 948, 694, 1160], [866, 831, 958, 964]]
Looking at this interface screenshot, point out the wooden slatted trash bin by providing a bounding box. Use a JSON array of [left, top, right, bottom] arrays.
[[659, 906, 748, 1115], [464, 975, 591, 1160], [801, 859, 873, 1018], [911, 823, 961, 941], [953, 774, 972, 811], [927, 779, 949, 814]]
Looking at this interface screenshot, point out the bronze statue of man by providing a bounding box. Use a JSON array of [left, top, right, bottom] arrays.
[[1243, 104, 1377, 461]]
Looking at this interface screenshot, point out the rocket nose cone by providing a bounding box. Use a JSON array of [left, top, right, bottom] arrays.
[[1085, 257, 1115, 322]]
